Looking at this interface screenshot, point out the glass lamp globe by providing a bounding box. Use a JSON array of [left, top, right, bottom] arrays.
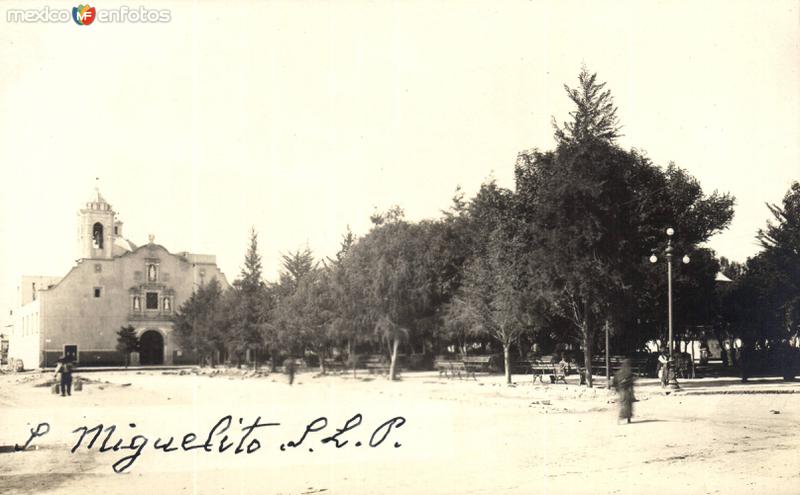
[[666, 227, 675, 236], [682, 255, 690, 264], [649, 254, 658, 263]]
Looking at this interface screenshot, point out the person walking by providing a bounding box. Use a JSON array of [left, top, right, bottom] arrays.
[[286, 358, 296, 385], [53, 357, 73, 397], [657, 348, 669, 388], [614, 359, 635, 424]]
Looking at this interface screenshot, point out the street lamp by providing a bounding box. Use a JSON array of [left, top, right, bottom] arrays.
[[650, 227, 690, 390]]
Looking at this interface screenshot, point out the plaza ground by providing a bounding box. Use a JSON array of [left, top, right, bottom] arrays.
[[0, 369, 798, 495]]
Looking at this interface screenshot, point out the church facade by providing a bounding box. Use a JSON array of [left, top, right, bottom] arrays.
[[7, 188, 229, 369]]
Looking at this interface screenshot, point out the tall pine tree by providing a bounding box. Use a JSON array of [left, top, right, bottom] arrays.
[[228, 227, 267, 366]]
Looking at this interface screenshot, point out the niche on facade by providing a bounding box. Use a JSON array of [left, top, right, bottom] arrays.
[[146, 261, 159, 282]]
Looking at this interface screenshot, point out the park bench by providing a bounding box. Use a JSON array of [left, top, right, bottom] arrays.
[[365, 362, 390, 374], [322, 358, 346, 373], [435, 357, 457, 378], [591, 355, 650, 377], [364, 355, 404, 376], [434, 358, 476, 380], [365, 355, 389, 375], [451, 361, 474, 380], [511, 359, 533, 375], [462, 356, 493, 375], [529, 360, 568, 384]]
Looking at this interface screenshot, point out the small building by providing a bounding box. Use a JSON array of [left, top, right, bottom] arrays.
[[7, 187, 229, 368]]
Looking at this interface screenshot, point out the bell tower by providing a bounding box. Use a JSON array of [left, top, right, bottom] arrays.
[[77, 179, 116, 260]]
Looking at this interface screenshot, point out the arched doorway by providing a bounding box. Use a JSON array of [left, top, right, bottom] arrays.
[[139, 330, 164, 365]]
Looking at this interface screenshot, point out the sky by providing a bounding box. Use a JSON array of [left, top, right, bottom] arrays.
[[0, 0, 798, 323]]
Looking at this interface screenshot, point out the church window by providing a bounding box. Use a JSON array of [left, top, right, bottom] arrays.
[[114, 226, 119, 235], [94, 287, 102, 298], [92, 223, 104, 249], [145, 292, 159, 310]]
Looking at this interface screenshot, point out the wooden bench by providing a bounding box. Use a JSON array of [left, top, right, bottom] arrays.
[[591, 356, 649, 377], [529, 361, 568, 384], [462, 356, 493, 375], [435, 358, 457, 378], [434, 359, 476, 380], [365, 355, 404, 376], [511, 359, 533, 375], [366, 363, 389, 374], [365, 355, 386, 374], [322, 358, 346, 373], [453, 361, 474, 380]]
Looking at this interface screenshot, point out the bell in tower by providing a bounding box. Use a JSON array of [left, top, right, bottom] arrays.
[[77, 179, 116, 260]]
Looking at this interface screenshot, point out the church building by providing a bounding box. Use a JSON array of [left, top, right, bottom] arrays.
[[7, 187, 229, 369]]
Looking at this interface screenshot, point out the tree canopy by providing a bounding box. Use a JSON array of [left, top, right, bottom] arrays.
[[171, 67, 769, 386]]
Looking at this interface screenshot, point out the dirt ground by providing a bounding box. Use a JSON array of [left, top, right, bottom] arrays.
[[0, 369, 798, 495]]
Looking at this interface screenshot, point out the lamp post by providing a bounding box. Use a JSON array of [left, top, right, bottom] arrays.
[[650, 227, 690, 390]]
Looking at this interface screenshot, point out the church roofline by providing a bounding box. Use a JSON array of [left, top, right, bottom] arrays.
[[116, 242, 176, 259], [45, 239, 231, 294], [40, 264, 81, 293]]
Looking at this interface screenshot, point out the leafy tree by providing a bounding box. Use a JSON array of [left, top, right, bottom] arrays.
[[460, 229, 534, 384], [327, 227, 372, 376], [270, 248, 335, 371], [758, 182, 800, 253], [290, 267, 338, 372], [757, 181, 800, 337], [623, 161, 734, 352], [726, 182, 800, 349], [116, 325, 139, 367], [518, 140, 642, 386], [441, 297, 475, 357], [518, 69, 734, 386], [427, 187, 475, 353], [174, 278, 226, 366], [344, 211, 439, 380]]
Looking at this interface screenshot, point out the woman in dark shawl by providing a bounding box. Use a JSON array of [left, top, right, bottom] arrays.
[[614, 359, 634, 424]]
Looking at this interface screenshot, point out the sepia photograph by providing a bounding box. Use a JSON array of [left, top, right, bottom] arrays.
[[0, 1, 798, 494]]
